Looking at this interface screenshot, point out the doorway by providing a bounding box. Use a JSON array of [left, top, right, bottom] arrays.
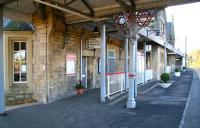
[[82, 57, 88, 88], [82, 56, 95, 89]]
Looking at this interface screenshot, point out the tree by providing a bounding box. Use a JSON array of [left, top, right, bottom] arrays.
[[188, 49, 200, 68]]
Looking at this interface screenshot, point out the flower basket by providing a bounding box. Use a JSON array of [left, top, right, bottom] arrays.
[[160, 73, 172, 88], [74, 81, 85, 95]]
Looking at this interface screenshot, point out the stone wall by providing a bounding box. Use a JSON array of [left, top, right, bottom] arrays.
[[32, 8, 125, 103], [152, 45, 165, 80], [32, 8, 53, 103]]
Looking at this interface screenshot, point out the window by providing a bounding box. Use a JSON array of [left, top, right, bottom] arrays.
[[160, 21, 165, 35], [98, 58, 101, 74], [13, 41, 27, 83], [107, 50, 115, 73]]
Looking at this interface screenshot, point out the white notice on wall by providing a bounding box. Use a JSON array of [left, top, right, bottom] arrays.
[[67, 61, 75, 74], [66, 54, 76, 76]]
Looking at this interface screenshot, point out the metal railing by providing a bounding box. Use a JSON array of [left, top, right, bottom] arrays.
[[146, 69, 153, 81], [106, 72, 125, 98], [167, 66, 175, 73]]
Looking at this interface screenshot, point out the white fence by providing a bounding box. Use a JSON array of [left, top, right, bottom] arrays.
[[145, 69, 153, 81], [106, 69, 153, 98], [137, 69, 153, 84], [166, 66, 175, 73], [106, 72, 125, 98], [137, 72, 144, 84]]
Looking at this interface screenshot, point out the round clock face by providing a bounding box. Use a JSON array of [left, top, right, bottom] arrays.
[[119, 16, 126, 25], [114, 11, 133, 28]]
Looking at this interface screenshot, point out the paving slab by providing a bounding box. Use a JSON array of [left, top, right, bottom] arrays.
[[0, 71, 193, 128], [180, 69, 200, 128]]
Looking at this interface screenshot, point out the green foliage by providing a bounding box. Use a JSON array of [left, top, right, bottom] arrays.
[[175, 68, 181, 72], [161, 73, 170, 83], [188, 50, 200, 68], [74, 81, 85, 89]]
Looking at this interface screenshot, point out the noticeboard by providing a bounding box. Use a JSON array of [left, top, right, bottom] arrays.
[[66, 54, 76, 76], [88, 38, 101, 49]]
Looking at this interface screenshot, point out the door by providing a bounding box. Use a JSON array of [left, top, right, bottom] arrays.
[[82, 57, 87, 88]]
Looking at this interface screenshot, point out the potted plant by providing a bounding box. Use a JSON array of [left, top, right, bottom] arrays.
[[159, 73, 172, 88], [182, 66, 186, 72], [175, 68, 181, 77], [74, 81, 85, 95]]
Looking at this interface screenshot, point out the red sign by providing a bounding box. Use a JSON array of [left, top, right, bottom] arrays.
[[129, 73, 136, 79]]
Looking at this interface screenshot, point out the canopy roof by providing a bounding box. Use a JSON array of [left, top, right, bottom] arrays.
[[1, 0, 197, 56], [2, 0, 200, 23]]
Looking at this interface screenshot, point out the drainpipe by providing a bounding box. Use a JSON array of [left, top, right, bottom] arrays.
[[0, 5, 5, 115], [100, 24, 106, 103], [45, 19, 49, 104]]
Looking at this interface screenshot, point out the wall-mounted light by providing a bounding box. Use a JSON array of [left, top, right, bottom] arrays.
[[93, 26, 99, 34]]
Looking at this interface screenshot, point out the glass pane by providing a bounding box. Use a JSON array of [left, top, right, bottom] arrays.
[[20, 50, 26, 61], [14, 73, 20, 82], [14, 62, 20, 73], [107, 59, 115, 73], [108, 51, 114, 58], [21, 42, 26, 50], [21, 73, 27, 81], [14, 51, 21, 61], [14, 42, 19, 51], [21, 63, 27, 73]]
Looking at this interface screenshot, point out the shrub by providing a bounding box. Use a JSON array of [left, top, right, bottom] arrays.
[[74, 81, 85, 89], [161, 73, 170, 83], [175, 68, 181, 72]]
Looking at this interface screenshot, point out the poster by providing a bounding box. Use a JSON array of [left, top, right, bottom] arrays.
[[66, 54, 76, 76]]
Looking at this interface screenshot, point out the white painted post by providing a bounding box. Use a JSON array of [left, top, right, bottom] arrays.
[[80, 32, 83, 82], [144, 42, 146, 83], [121, 74, 123, 92], [0, 5, 5, 115], [126, 29, 136, 108], [107, 75, 110, 99], [85, 57, 88, 88], [164, 42, 167, 72], [124, 36, 129, 90], [134, 34, 138, 97], [100, 24, 106, 103], [185, 36, 187, 68], [123, 73, 125, 90]]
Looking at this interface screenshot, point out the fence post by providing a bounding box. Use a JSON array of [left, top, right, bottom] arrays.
[[107, 75, 110, 99], [123, 73, 125, 90], [121, 74, 123, 93]]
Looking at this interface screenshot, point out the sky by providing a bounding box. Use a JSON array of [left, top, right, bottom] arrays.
[[166, 2, 200, 53]]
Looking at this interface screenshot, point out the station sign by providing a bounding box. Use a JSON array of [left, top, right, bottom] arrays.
[[88, 38, 101, 49], [146, 45, 152, 52]]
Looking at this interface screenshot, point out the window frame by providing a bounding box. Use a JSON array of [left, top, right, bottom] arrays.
[[107, 50, 115, 73], [13, 41, 28, 84]]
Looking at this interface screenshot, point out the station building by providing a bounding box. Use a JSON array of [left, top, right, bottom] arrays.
[[1, 0, 184, 105]]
